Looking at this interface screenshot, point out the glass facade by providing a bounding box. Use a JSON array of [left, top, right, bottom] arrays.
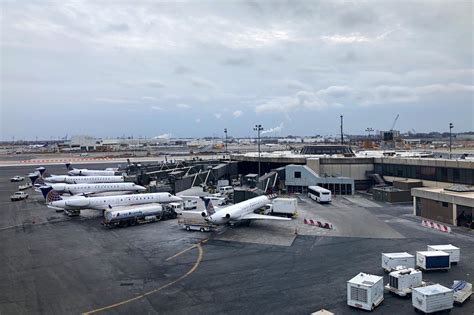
[[374, 163, 474, 185]]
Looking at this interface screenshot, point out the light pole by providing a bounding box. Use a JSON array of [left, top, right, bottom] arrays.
[[254, 124, 263, 177], [224, 128, 228, 157], [340, 115, 344, 144], [449, 123, 454, 159]]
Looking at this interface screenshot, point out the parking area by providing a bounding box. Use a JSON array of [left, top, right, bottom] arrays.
[[0, 164, 473, 314]]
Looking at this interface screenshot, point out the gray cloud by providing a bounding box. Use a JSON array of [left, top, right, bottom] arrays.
[[189, 77, 217, 89], [141, 80, 166, 88], [106, 22, 130, 33], [221, 56, 254, 66], [1, 0, 472, 139], [173, 65, 194, 74]]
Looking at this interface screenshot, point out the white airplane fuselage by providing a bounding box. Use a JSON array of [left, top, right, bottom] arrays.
[[68, 169, 116, 176], [45, 175, 124, 184], [48, 192, 182, 211], [49, 182, 145, 195], [206, 195, 270, 225]]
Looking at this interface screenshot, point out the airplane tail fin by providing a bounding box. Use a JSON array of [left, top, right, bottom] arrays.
[[36, 167, 50, 178], [65, 162, 73, 171], [29, 174, 39, 185], [40, 186, 62, 203], [29, 174, 45, 187], [200, 197, 216, 216]]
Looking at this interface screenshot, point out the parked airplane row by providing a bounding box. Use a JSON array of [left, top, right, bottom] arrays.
[[27, 163, 293, 227]]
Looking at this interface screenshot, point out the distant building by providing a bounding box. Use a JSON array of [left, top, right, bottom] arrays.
[[68, 135, 100, 151], [284, 164, 354, 195]]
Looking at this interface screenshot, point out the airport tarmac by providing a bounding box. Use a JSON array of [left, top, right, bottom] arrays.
[[0, 163, 473, 314]]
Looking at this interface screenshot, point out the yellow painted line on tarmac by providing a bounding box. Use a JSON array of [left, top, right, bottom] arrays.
[[165, 238, 208, 262], [82, 242, 204, 315], [165, 244, 197, 261]]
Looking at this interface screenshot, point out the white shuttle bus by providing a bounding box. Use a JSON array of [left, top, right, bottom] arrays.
[[308, 185, 332, 203]]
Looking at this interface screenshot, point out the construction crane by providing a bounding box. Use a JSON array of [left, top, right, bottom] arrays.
[[381, 114, 400, 148], [390, 114, 399, 131]]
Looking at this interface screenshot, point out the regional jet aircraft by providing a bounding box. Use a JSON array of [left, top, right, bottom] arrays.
[[29, 167, 124, 186], [200, 195, 291, 225], [66, 163, 117, 176], [43, 187, 182, 211], [39, 182, 146, 197], [44, 175, 124, 184]]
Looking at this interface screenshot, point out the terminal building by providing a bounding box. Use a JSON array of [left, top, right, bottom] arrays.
[[284, 164, 354, 195], [232, 146, 474, 229], [412, 185, 473, 228]]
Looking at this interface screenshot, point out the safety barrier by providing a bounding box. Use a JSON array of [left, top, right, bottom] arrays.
[[421, 219, 452, 233], [304, 218, 333, 229]]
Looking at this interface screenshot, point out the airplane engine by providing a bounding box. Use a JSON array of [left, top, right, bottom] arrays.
[[65, 198, 90, 208], [201, 212, 207, 217]]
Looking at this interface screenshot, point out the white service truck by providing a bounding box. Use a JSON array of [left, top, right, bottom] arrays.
[[218, 185, 234, 195], [103, 204, 177, 228], [178, 210, 215, 232], [18, 183, 33, 190], [183, 199, 198, 210], [10, 191, 28, 201], [265, 198, 297, 217], [168, 202, 183, 213]]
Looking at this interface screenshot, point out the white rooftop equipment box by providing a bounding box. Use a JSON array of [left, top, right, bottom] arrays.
[[427, 244, 460, 264], [416, 251, 450, 271], [381, 252, 415, 272], [385, 268, 424, 296], [412, 284, 453, 313], [347, 273, 384, 311]]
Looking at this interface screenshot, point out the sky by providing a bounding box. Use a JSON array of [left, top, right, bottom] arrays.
[[1, 0, 473, 140]]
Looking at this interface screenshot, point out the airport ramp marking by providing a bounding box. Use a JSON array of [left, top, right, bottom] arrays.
[[166, 239, 208, 261], [82, 242, 204, 315]]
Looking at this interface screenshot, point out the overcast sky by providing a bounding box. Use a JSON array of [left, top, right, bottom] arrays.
[[1, 0, 473, 140]]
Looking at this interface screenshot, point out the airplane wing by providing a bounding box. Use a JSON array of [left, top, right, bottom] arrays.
[[80, 192, 95, 197], [239, 213, 291, 221]]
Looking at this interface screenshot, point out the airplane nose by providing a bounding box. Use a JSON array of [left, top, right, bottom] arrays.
[[137, 185, 146, 191], [173, 196, 182, 202]]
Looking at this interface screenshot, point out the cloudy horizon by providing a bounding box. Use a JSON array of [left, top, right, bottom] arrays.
[[1, 0, 473, 140]]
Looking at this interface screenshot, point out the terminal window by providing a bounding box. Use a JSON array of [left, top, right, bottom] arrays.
[[294, 171, 301, 178]]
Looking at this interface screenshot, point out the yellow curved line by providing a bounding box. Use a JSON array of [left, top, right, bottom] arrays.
[[83, 243, 203, 315], [165, 244, 197, 261]]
